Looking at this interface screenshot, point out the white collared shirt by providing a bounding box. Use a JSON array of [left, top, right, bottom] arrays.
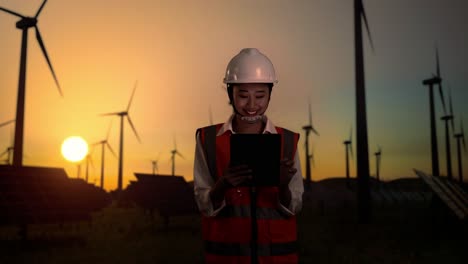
[[193, 114, 304, 217]]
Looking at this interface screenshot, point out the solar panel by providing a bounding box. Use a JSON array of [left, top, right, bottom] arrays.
[[444, 180, 468, 207], [377, 189, 395, 204], [399, 191, 414, 202], [124, 173, 198, 218], [370, 190, 384, 204], [431, 176, 468, 217], [414, 169, 468, 220], [388, 189, 405, 203]]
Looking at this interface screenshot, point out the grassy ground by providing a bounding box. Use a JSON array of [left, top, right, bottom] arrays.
[[0, 201, 466, 264]]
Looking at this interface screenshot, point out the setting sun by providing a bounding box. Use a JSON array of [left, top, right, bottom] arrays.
[[61, 136, 89, 163]]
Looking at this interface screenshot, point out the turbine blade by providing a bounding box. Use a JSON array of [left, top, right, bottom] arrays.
[[126, 115, 141, 143], [462, 119, 465, 136], [435, 46, 447, 115], [9, 126, 14, 146], [436, 44, 441, 78], [448, 86, 455, 131], [449, 89, 453, 116], [350, 143, 354, 160], [438, 84, 447, 115], [0, 119, 15, 128], [0, 149, 8, 158], [462, 119, 466, 152], [176, 151, 185, 159], [349, 125, 353, 142], [311, 126, 319, 136], [35, 26, 63, 97], [35, 0, 48, 18], [0, 7, 25, 18], [127, 81, 138, 112], [100, 112, 120, 116], [88, 155, 95, 170], [308, 98, 312, 126], [106, 142, 117, 158], [361, 2, 375, 53]]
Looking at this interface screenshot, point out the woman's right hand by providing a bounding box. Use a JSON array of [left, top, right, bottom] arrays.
[[210, 164, 252, 210], [221, 164, 252, 187]]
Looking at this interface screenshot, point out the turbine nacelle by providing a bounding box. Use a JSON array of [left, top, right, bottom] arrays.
[[15, 17, 37, 29], [422, 76, 441, 86], [441, 115, 454, 121]]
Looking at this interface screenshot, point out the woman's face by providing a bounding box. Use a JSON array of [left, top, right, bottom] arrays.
[[232, 83, 270, 118]]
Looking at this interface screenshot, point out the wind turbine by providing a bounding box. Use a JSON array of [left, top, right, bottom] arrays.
[[0, 146, 13, 165], [343, 126, 353, 188], [374, 145, 382, 181], [84, 148, 96, 183], [422, 46, 446, 177], [170, 136, 185, 176], [440, 86, 455, 179], [0, 119, 15, 164], [0, 119, 15, 128], [151, 152, 161, 175], [454, 118, 466, 183], [0, 0, 63, 167], [354, 0, 374, 223], [151, 160, 159, 175], [302, 98, 319, 190], [92, 121, 117, 190], [101, 81, 141, 192]]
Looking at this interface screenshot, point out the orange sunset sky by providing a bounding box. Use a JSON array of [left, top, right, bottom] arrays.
[[1, 0, 467, 191]]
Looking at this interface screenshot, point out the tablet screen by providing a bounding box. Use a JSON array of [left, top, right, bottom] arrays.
[[230, 134, 281, 187]]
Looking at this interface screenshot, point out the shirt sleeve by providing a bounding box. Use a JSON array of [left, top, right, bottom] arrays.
[[277, 150, 304, 216], [193, 132, 226, 217]]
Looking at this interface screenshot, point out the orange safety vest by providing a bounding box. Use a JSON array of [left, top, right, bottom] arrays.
[[197, 124, 300, 264]]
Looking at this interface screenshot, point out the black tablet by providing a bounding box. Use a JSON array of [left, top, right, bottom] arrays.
[[230, 134, 281, 187]]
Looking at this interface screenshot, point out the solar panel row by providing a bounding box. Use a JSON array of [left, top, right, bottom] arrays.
[[414, 169, 468, 220], [370, 188, 432, 205], [0, 165, 111, 225]]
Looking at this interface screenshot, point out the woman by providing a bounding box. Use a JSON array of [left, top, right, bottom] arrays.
[[194, 48, 304, 264]]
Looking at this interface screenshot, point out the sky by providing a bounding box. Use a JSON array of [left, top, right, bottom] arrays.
[[1, 0, 467, 191]]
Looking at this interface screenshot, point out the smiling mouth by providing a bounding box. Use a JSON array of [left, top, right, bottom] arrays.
[[246, 110, 257, 115]]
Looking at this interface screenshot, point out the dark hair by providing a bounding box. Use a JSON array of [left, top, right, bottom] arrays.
[[227, 83, 273, 105]]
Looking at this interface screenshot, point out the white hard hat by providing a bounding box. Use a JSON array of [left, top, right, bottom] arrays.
[[223, 48, 278, 84]]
